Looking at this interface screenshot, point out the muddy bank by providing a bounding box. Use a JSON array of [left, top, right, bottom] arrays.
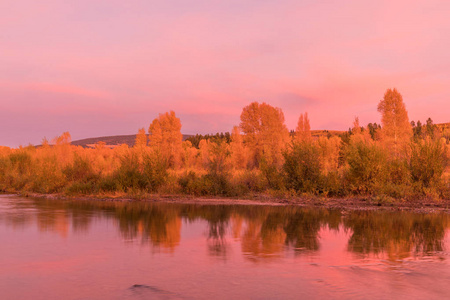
[[8, 192, 449, 214]]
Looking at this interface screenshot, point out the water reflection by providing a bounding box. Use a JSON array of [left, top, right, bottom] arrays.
[[344, 211, 448, 261], [1, 197, 449, 261], [113, 203, 181, 252]]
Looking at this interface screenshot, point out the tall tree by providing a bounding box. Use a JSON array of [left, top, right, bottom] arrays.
[[148, 111, 182, 168], [295, 112, 312, 143], [135, 128, 148, 148], [239, 102, 289, 168], [230, 126, 248, 169], [377, 88, 412, 158], [349, 117, 371, 144]]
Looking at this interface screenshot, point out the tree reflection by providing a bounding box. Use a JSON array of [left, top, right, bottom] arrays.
[[113, 203, 181, 253], [240, 215, 286, 262], [199, 205, 231, 258], [343, 211, 448, 260], [233, 207, 341, 261], [2, 197, 450, 262]]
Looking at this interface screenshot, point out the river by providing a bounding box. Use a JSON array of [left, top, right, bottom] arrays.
[[0, 195, 449, 299]]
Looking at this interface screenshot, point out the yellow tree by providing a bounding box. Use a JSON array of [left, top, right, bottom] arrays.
[[133, 128, 149, 171], [377, 88, 412, 158], [317, 136, 341, 174], [53, 131, 72, 146], [229, 126, 248, 170], [149, 111, 183, 168], [295, 112, 312, 143], [198, 139, 210, 169], [135, 128, 148, 149], [349, 117, 371, 144], [181, 140, 198, 169], [239, 102, 289, 168]]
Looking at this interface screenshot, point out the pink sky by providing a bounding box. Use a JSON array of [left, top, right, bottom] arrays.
[[1, 0, 450, 147]]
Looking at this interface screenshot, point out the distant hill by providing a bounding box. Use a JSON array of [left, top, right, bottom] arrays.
[[71, 134, 193, 148]]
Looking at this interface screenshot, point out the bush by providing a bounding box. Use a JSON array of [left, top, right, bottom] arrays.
[[103, 152, 168, 193], [31, 155, 66, 193], [98, 176, 120, 192], [63, 154, 98, 183], [260, 157, 284, 190], [178, 171, 205, 196], [202, 173, 232, 196], [9, 151, 33, 176], [345, 141, 387, 194], [283, 142, 322, 193], [66, 181, 98, 195], [110, 153, 147, 192], [409, 138, 447, 193], [7, 150, 35, 191], [321, 170, 344, 196], [232, 170, 266, 193], [142, 152, 168, 192]]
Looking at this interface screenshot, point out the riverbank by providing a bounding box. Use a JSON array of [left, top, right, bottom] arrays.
[[11, 192, 450, 214]]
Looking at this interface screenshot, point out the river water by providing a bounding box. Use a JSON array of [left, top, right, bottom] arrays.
[[0, 195, 449, 299]]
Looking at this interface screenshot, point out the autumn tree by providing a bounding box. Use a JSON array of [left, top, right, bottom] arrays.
[[229, 126, 248, 170], [198, 139, 210, 169], [410, 138, 448, 190], [181, 140, 198, 169], [317, 136, 341, 174], [367, 122, 381, 140], [283, 141, 322, 193], [295, 112, 312, 143], [425, 117, 438, 139], [148, 111, 183, 168], [239, 102, 290, 168], [377, 88, 412, 158], [134, 128, 148, 149], [349, 117, 371, 145], [52, 131, 71, 146]]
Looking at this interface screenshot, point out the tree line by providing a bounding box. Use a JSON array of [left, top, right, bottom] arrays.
[[0, 88, 449, 200]]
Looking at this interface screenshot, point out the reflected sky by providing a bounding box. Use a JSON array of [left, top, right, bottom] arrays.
[[1, 195, 450, 299]]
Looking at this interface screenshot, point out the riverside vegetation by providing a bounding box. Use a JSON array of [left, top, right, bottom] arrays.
[[0, 88, 449, 202]]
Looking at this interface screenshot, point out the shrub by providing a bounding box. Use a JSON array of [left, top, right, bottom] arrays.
[[63, 153, 98, 183], [110, 153, 147, 192], [7, 150, 34, 191], [345, 141, 387, 194], [31, 155, 66, 193], [142, 152, 168, 192], [321, 170, 344, 196], [409, 138, 448, 193], [178, 171, 205, 196], [260, 157, 284, 190], [232, 170, 266, 193], [66, 181, 98, 195], [283, 142, 322, 193], [201, 173, 232, 196]]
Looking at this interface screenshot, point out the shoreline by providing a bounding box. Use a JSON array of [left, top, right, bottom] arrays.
[[5, 192, 450, 214]]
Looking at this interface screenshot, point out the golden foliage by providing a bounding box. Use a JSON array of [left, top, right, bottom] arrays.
[[296, 112, 312, 143], [377, 88, 413, 158], [149, 111, 183, 168], [1, 90, 448, 199], [240, 102, 289, 168]]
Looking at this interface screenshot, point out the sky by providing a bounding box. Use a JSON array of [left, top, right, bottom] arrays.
[[1, 0, 450, 147]]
